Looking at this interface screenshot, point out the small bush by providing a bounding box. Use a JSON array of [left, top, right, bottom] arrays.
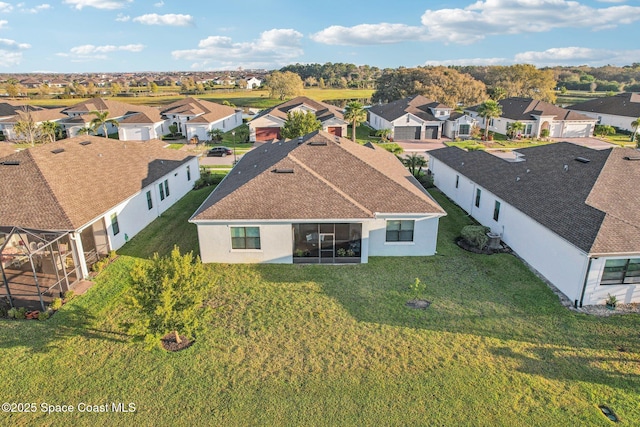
[[50, 298, 63, 311], [409, 278, 426, 297], [461, 225, 490, 249], [417, 173, 434, 189], [15, 307, 27, 319], [109, 250, 117, 260], [7, 307, 17, 319], [38, 310, 50, 321], [63, 290, 75, 301]]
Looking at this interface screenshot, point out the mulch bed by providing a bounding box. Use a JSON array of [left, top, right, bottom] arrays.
[[161, 333, 194, 352], [406, 299, 431, 309]]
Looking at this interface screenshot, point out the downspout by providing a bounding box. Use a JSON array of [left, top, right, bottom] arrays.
[[578, 257, 593, 308]]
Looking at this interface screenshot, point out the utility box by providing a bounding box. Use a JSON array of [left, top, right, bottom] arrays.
[[487, 232, 502, 250]]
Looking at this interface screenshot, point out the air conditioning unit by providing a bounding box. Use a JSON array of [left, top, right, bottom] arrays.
[[486, 232, 502, 250]]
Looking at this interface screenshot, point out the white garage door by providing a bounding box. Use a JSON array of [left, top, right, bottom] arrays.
[[563, 124, 589, 138]]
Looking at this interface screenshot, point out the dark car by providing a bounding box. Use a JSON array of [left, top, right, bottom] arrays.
[[207, 147, 233, 157]]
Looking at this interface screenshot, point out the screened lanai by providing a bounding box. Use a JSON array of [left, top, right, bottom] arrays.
[[0, 227, 78, 311]]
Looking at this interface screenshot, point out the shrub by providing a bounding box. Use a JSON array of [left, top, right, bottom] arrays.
[[461, 225, 490, 249], [15, 307, 27, 319], [7, 307, 17, 319], [540, 129, 550, 138], [38, 310, 50, 321], [50, 298, 63, 311], [63, 290, 75, 301], [109, 250, 117, 260], [417, 173, 434, 189], [409, 278, 426, 298]]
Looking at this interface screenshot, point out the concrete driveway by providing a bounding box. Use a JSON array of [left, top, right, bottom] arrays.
[[395, 139, 449, 153]]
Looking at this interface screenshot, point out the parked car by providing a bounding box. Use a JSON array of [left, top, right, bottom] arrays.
[[207, 147, 233, 157]]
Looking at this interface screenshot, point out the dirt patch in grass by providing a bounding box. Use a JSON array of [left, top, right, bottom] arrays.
[[161, 333, 194, 352], [455, 237, 511, 255], [405, 299, 431, 309]]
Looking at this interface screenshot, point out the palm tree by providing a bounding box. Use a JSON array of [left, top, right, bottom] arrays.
[[476, 100, 503, 140], [76, 126, 93, 136], [39, 121, 60, 144], [344, 101, 367, 142], [89, 110, 119, 138], [376, 128, 392, 141], [402, 153, 427, 178], [506, 121, 525, 139], [630, 117, 640, 144]]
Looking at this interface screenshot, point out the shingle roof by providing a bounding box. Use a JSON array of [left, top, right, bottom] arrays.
[[0, 143, 18, 159], [430, 143, 640, 255], [253, 96, 345, 124], [467, 97, 594, 121], [569, 92, 640, 118], [0, 102, 44, 118], [0, 135, 195, 231], [160, 97, 236, 124], [192, 131, 445, 221], [368, 95, 450, 122], [61, 98, 162, 122]]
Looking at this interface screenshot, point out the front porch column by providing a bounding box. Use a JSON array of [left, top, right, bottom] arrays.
[[72, 232, 89, 279]]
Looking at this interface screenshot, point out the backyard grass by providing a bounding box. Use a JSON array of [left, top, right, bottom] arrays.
[[1, 188, 639, 425]]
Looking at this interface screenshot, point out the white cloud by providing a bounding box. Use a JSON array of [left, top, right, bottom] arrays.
[[154, 0, 164, 6], [0, 38, 31, 50], [424, 57, 509, 66], [311, 0, 640, 46], [172, 29, 303, 69], [133, 13, 194, 26], [514, 46, 640, 66], [0, 51, 23, 67], [0, 19, 7, 29], [420, 0, 640, 44], [21, 3, 52, 13], [57, 43, 144, 61], [69, 44, 144, 55], [0, 2, 13, 13], [63, 0, 132, 10], [311, 23, 426, 45], [116, 14, 130, 22]]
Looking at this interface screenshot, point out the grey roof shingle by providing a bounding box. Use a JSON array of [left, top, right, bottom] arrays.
[[430, 143, 640, 255], [569, 92, 640, 118], [192, 131, 445, 221], [368, 95, 450, 122], [0, 135, 195, 231], [467, 97, 594, 121]]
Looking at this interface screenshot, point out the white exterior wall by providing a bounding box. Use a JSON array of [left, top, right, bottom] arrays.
[[582, 257, 640, 305], [366, 215, 440, 257], [367, 111, 392, 131], [430, 156, 589, 304], [96, 157, 199, 250], [119, 122, 165, 141], [569, 110, 637, 133], [443, 115, 476, 139], [322, 117, 347, 135], [186, 111, 242, 141], [197, 222, 294, 264]]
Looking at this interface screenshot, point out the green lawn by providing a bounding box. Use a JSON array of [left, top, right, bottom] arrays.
[[1, 188, 639, 425]]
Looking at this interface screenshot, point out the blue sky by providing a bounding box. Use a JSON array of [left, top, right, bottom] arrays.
[[1, 0, 640, 73]]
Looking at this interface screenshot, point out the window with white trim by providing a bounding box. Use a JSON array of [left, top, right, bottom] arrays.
[[601, 259, 640, 285], [386, 220, 414, 242], [231, 227, 261, 250]]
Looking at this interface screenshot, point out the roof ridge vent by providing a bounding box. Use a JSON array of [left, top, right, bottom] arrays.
[[271, 168, 294, 174], [623, 155, 640, 161], [575, 156, 590, 163], [79, 140, 92, 146], [308, 141, 327, 146], [51, 148, 65, 154], [1, 160, 20, 166]]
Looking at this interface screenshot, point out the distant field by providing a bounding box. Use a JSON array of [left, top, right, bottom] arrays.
[[19, 88, 375, 110]]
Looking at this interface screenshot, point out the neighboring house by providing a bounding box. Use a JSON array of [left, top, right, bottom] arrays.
[[248, 96, 347, 142], [190, 130, 446, 264], [368, 95, 452, 140], [443, 111, 478, 140], [0, 102, 66, 141], [160, 97, 242, 142], [60, 98, 165, 140], [0, 135, 199, 309], [245, 77, 262, 89], [466, 97, 596, 138], [428, 142, 640, 306], [568, 92, 640, 134]]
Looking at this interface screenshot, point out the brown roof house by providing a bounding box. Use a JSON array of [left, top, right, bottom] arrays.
[[428, 142, 640, 306], [60, 98, 166, 141], [466, 97, 597, 138], [0, 135, 199, 310], [160, 97, 242, 142], [368, 95, 453, 140], [0, 102, 66, 141], [248, 96, 347, 142], [568, 92, 640, 134], [190, 130, 445, 264]]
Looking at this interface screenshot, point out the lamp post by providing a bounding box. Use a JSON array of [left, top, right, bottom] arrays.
[[232, 130, 236, 165]]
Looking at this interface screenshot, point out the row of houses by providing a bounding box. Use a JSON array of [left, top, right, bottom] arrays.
[[0, 97, 242, 143]]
